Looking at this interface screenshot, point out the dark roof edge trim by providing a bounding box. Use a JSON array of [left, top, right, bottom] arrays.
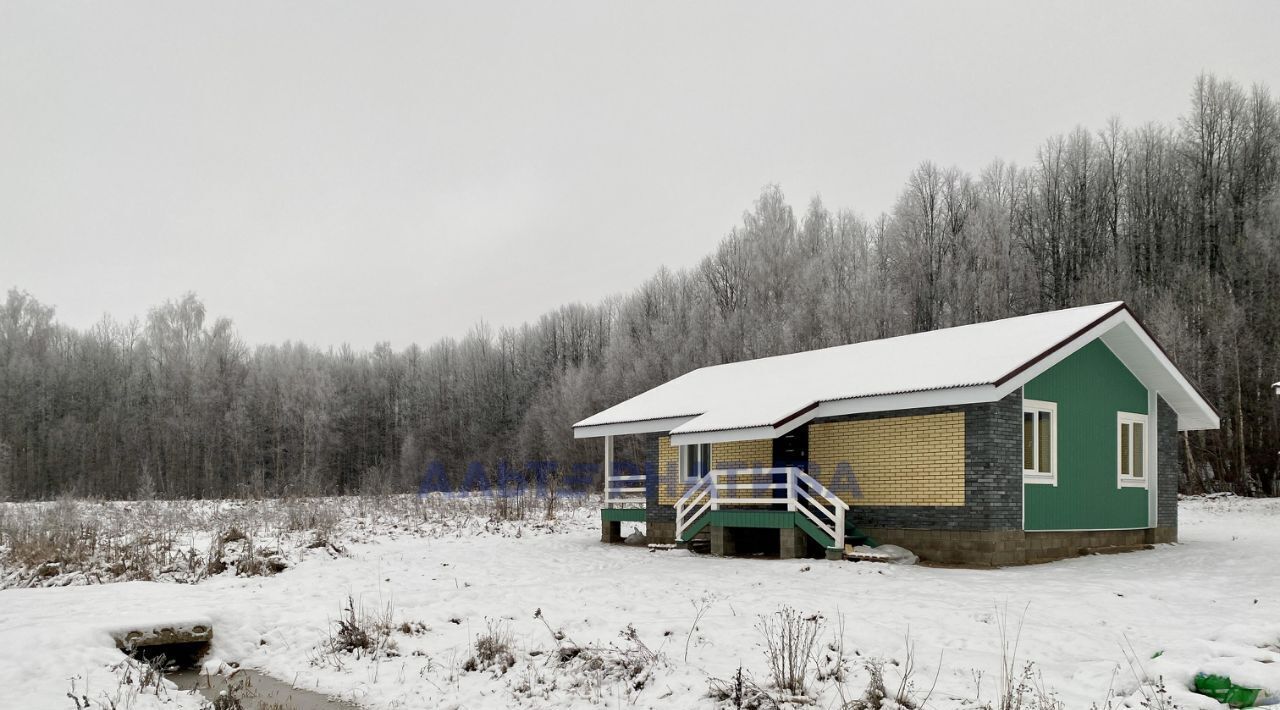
[[771, 401, 819, 429], [992, 302, 1127, 388]]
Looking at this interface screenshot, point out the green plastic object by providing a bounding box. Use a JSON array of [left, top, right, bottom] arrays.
[[1193, 673, 1262, 708]]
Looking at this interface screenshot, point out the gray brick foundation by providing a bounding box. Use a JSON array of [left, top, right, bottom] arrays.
[[779, 527, 807, 559], [601, 520, 623, 544], [1022, 529, 1149, 563], [710, 526, 735, 556], [644, 494, 677, 543], [859, 528, 1025, 566], [862, 527, 1158, 566], [1146, 527, 1176, 544]]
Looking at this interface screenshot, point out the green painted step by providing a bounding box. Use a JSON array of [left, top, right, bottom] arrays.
[[793, 513, 835, 548], [680, 515, 713, 541], [845, 529, 877, 548], [677, 509, 872, 551], [678, 509, 797, 541]]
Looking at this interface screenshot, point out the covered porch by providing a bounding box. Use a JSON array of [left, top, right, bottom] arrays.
[[598, 433, 867, 559]]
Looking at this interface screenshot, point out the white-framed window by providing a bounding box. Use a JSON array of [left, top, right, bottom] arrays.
[[1022, 399, 1057, 485], [1117, 412, 1148, 488], [680, 443, 712, 481]]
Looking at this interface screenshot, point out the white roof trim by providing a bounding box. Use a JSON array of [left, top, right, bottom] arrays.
[[815, 384, 1001, 421], [670, 425, 778, 446], [1099, 313, 1218, 430], [572, 416, 698, 439], [670, 407, 814, 446]]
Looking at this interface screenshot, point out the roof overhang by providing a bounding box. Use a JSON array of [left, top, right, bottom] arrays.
[[668, 384, 999, 445], [983, 307, 1218, 431], [1095, 310, 1219, 430], [572, 305, 1219, 443], [572, 415, 697, 439]]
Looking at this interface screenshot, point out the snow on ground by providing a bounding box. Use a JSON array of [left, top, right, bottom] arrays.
[[2, 495, 1278, 709]]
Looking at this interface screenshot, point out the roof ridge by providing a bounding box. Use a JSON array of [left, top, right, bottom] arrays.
[[685, 301, 1126, 373]]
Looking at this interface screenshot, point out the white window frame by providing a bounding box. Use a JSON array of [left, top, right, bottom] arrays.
[[680, 442, 712, 482], [1022, 399, 1058, 486], [1117, 411, 1149, 489]]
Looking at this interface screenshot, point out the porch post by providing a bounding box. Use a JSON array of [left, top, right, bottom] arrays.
[[601, 434, 622, 543], [603, 434, 614, 507]]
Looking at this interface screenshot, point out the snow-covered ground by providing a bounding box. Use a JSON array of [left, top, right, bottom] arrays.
[[2, 495, 1278, 710]]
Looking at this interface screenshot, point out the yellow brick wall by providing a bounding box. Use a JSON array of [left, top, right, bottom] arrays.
[[809, 412, 965, 507], [655, 436, 775, 504], [712, 439, 773, 499], [656, 435, 680, 505], [710, 439, 773, 470]]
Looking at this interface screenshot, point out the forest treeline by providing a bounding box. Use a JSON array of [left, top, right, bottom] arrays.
[[2, 74, 1278, 500]]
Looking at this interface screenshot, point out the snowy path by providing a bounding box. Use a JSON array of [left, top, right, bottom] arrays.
[[3, 497, 1278, 709]]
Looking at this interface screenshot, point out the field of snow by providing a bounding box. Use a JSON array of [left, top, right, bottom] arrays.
[[1, 495, 1278, 710]]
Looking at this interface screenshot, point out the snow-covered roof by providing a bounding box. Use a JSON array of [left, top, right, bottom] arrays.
[[573, 302, 1219, 444]]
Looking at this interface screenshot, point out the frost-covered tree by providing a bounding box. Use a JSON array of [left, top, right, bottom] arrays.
[[0, 440, 11, 501], [0, 73, 1277, 499]]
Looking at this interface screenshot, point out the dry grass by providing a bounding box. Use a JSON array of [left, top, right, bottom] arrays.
[[708, 667, 783, 710], [0, 493, 593, 589], [0, 497, 200, 586], [511, 613, 667, 705], [66, 655, 173, 709]]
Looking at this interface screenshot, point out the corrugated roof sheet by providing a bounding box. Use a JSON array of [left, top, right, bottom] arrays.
[[575, 302, 1125, 434]]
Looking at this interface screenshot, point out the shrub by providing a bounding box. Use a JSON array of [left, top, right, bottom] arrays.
[[571, 624, 663, 691], [757, 606, 822, 697], [708, 666, 780, 710], [313, 596, 398, 668], [206, 527, 290, 578], [463, 620, 515, 674]]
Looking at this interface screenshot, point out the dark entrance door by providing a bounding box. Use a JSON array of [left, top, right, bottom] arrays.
[[772, 425, 808, 505], [772, 425, 808, 472]]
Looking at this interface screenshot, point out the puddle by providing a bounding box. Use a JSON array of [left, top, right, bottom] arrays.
[[168, 667, 359, 709]]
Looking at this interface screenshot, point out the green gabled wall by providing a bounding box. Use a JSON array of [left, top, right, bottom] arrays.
[[1023, 339, 1150, 531]]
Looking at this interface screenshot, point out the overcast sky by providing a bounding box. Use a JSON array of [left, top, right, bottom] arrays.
[[2, 1, 1278, 349]]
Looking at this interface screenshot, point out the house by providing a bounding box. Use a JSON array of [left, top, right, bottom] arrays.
[[572, 302, 1218, 566]]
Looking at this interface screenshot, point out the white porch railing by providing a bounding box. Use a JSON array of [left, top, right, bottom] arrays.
[[674, 467, 848, 548], [604, 469, 646, 507], [602, 434, 645, 508]]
